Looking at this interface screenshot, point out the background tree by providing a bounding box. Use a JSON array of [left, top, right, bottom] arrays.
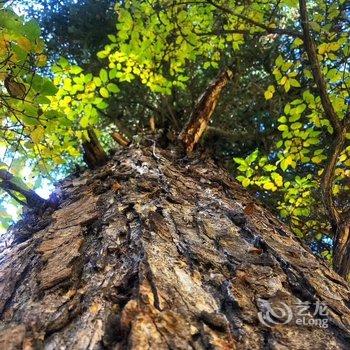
[[14, 0, 116, 66]]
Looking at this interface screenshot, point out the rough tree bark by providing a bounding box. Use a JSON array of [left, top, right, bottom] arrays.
[[0, 145, 350, 349]]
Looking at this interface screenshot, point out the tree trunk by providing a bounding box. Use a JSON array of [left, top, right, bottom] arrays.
[[0, 145, 350, 349], [333, 221, 350, 279]]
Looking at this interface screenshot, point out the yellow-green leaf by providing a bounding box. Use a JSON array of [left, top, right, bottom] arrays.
[[30, 126, 45, 143], [100, 87, 109, 98]]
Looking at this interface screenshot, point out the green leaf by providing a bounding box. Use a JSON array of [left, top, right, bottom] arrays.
[[99, 69, 108, 83], [263, 181, 276, 191], [41, 80, 58, 96], [108, 34, 117, 42], [100, 87, 109, 98], [94, 77, 102, 87], [30, 126, 45, 143], [278, 116, 287, 123], [23, 20, 41, 40], [284, 79, 291, 92], [242, 178, 251, 187], [84, 73, 93, 83], [264, 164, 277, 171], [246, 149, 259, 164], [278, 124, 288, 131], [311, 155, 325, 164], [280, 156, 293, 171], [289, 114, 301, 122], [80, 114, 90, 128], [58, 57, 69, 68], [264, 90, 273, 100], [289, 79, 300, 87], [107, 83, 120, 93], [296, 104, 306, 114], [291, 122, 302, 130], [292, 38, 303, 47], [271, 172, 283, 187], [70, 65, 83, 75], [233, 157, 246, 166], [275, 55, 284, 66]]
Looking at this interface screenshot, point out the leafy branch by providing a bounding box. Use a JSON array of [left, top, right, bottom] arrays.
[[299, 0, 349, 276]]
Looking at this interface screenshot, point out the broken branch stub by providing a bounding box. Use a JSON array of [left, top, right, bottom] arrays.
[[111, 131, 130, 147], [82, 128, 108, 169], [179, 68, 234, 153]]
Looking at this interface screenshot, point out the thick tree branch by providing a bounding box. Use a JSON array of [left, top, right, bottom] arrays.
[[0, 169, 47, 208], [299, 0, 342, 135], [206, 126, 260, 142], [179, 68, 234, 153], [321, 133, 347, 228], [111, 131, 130, 147], [299, 0, 345, 222], [82, 128, 108, 169], [206, 0, 303, 38], [333, 215, 350, 278], [299, 0, 349, 277], [196, 29, 249, 37], [3, 188, 27, 206]]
